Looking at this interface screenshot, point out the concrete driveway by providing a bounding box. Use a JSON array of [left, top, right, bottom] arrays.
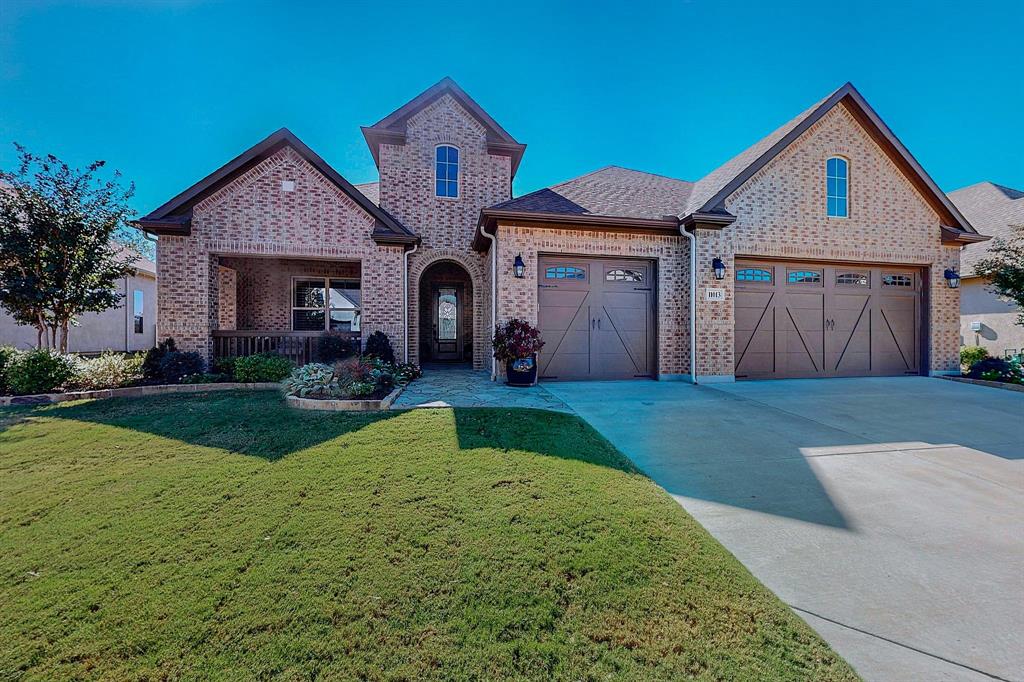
[[543, 377, 1023, 682]]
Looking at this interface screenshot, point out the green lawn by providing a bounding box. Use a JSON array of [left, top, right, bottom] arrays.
[[0, 391, 856, 681]]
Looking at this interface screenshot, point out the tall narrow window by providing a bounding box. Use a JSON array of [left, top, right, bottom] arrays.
[[133, 290, 144, 334], [435, 145, 459, 198], [826, 156, 848, 217]]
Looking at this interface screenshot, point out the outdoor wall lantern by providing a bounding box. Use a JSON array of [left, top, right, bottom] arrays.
[[513, 254, 526, 279], [944, 268, 961, 289], [712, 257, 726, 281]]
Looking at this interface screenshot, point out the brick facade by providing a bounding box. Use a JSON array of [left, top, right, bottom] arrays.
[[156, 146, 405, 360], [693, 102, 960, 378], [377, 94, 510, 369]]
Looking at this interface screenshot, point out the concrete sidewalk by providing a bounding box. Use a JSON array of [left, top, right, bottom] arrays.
[[545, 377, 1024, 682]]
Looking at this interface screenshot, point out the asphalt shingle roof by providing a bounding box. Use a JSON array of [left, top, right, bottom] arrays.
[[948, 182, 1024, 277]]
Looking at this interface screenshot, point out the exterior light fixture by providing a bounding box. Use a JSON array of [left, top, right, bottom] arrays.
[[944, 268, 960, 289], [513, 254, 526, 279], [712, 257, 726, 281]]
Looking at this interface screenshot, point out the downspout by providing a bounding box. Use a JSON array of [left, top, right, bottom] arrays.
[[124, 275, 131, 352], [678, 225, 698, 384], [478, 224, 498, 380], [402, 241, 419, 364]]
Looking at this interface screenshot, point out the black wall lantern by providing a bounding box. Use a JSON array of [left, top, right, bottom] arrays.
[[944, 268, 960, 289], [513, 254, 526, 279], [712, 257, 726, 281]]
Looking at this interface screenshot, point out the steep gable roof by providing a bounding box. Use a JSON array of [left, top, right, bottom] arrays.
[[134, 128, 416, 244], [681, 83, 981, 242], [949, 181, 1024, 276], [361, 77, 527, 176]]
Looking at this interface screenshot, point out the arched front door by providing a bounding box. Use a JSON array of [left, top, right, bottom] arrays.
[[419, 261, 473, 363]]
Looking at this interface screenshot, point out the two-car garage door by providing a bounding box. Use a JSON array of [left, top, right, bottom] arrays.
[[734, 259, 922, 379]]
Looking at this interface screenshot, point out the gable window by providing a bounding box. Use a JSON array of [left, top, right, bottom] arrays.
[[293, 278, 361, 331], [826, 156, 849, 218], [435, 145, 459, 198], [133, 290, 144, 334]]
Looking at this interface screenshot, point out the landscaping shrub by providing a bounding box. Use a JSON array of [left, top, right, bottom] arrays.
[[363, 331, 395, 365], [181, 372, 230, 385], [967, 357, 1023, 383], [212, 356, 237, 379], [232, 353, 293, 383], [316, 331, 359, 363], [158, 351, 205, 384], [492, 318, 545, 361], [960, 346, 988, 370], [0, 345, 17, 394], [393, 362, 422, 386], [6, 348, 79, 395], [143, 338, 177, 381], [282, 363, 341, 398], [72, 352, 145, 390]]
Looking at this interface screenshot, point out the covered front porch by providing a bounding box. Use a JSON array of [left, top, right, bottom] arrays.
[[211, 255, 363, 366]]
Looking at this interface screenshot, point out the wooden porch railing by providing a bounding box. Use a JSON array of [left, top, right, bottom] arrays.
[[212, 330, 359, 366]]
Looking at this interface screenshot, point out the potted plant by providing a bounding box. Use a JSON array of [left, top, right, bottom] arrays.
[[492, 318, 545, 387]]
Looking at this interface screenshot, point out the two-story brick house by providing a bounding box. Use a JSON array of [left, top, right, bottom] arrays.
[[136, 78, 984, 382]]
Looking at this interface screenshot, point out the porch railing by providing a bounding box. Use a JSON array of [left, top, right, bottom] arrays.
[[212, 330, 359, 366]]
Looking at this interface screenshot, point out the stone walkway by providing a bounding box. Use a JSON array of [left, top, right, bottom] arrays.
[[393, 366, 572, 412]]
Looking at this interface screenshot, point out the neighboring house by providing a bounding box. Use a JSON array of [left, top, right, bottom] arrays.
[[0, 247, 157, 353], [947, 181, 1024, 356], [136, 78, 983, 382]]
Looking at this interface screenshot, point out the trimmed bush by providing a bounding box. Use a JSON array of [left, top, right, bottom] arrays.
[[143, 338, 177, 381], [158, 351, 205, 384], [0, 345, 17, 394], [967, 357, 1022, 383], [960, 346, 988, 370], [72, 352, 144, 390], [317, 331, 358, 363], [363, 331, 395, 365], [233, 354, 293, 383], [212, 356, 237, 379], [181, 372, 230, 385], [7, 348, 79, 395]]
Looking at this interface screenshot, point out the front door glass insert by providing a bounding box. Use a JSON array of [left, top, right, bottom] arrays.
[[438, 288, 457, 340]]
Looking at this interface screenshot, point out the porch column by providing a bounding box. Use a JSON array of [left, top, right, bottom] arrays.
[[361, 245, 406, 356], [155, 237, 214, 360]]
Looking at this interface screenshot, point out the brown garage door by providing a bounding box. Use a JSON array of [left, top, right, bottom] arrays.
[[734, 260, 922, 379], [537, 256, 655, 380]]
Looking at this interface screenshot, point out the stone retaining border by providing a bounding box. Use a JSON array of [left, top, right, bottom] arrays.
[[939, 375, 1024, 393], [1, 382, 281, 407], [285, 386, 404, 412]]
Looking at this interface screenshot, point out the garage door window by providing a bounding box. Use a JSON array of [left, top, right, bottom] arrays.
[[545, 265, 585, 280], [737, 268, 772, 282], [882, 274, 912, 287], [836, 272, 869, 286], [606, 268, 643, 282], [787, 269, 822, 284]]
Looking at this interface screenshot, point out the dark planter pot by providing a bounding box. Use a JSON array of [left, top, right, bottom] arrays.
[[505, 354, 538, 387]]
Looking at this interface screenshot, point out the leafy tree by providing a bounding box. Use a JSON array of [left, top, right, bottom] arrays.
[[0, 144, 138, 351], [975, 224, 1024, 327]]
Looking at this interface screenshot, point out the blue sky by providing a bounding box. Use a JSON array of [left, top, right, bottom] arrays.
[[1, 0, 1021, 217]]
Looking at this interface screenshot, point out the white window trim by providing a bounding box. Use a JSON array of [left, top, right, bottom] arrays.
[[826, 155, 849, 219], [132, 289, 144, 334], [434, 144, 460, 200], [290, 276, 361, 332]]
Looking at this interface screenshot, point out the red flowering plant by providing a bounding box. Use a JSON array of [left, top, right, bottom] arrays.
[[492, 318, 545, 362]]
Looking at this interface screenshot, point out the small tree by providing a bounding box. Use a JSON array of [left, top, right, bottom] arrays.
[[0, 144, 138, 351], [975, 224, 1024, 327]]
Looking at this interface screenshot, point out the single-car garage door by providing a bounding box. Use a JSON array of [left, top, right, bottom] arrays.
[[734, 260, 922, 379], [538, 256, 655, 380]]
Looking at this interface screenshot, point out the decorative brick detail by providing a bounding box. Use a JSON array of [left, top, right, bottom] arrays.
[[495, 224, 691, 377], [408, 249, 489, 368], [694, 101, 961, 376]]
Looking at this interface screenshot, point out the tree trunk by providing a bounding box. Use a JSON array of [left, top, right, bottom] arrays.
[[59, 320, 70, 354]]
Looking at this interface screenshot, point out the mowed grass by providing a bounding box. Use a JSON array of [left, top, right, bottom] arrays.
[[0, 391, 857, 681]]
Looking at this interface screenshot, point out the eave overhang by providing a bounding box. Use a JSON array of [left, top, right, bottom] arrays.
[[941, 225, 991, 245], [680, 210, 737, 231], [473, 209, 680, 251]]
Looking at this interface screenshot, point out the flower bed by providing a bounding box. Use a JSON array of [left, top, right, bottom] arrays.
[[285, 385, 405, 412], [1, 381, 281, 407], [282, 352, 421, 412]]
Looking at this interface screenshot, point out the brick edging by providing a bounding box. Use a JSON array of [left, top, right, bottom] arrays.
[[284, 385, 405, 412], [937, 376, 1024, 393], [1, 382, 282, 407]]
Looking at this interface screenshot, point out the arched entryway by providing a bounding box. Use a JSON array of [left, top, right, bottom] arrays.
[[418, 260, 474, 364]]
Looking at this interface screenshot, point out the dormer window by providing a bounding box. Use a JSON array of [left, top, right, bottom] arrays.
[[435, 145, 459, 198], [826, 156, 848, 218]]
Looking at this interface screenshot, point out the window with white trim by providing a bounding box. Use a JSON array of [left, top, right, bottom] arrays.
[[826, 156, 849, 217], [292, 278, 361, 331], [435, 145, 459, 198], [133, 290, 144, 334]]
